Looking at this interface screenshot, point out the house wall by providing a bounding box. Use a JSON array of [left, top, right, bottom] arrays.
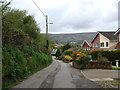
[[119, 33, 120, 42], [92, 34, 100, 50], [82, 42, 89, 48], [100, 33, 109, 48], [109, 41, 118, 47], [82, 42, 91, 50]]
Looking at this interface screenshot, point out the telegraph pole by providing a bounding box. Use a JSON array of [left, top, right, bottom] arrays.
[[32, 0, 53, 52], [46, 15, 49, 51]]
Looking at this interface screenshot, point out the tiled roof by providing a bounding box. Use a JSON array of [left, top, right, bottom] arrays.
[[114, 28, 120, 35], [86, 40, 92, 46], [99, 31, 117, 40]]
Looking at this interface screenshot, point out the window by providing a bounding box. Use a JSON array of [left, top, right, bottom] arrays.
[[106, 42, 108, 47], [96, 43, 100, 47], [101, 42, 104, 47]]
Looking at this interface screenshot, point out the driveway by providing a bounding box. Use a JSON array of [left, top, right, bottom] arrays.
[[12, 56, 101, 88], [81, 69, 119, 81]]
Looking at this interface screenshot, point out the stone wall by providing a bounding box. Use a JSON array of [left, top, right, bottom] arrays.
[[86, 61, 112, 69]]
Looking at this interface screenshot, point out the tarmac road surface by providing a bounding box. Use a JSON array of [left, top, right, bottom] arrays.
[[12, 56, 101, 88]]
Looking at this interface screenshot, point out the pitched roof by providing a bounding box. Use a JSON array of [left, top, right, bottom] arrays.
[[81, 40, 92, 47], [114, 28, 120, 35], [99, 31, 117, 40], [86, 40, 92, 46], [91, 33, 99, 43]]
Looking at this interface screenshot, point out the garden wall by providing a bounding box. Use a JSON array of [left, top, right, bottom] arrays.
[[86, 61, 112, 69]]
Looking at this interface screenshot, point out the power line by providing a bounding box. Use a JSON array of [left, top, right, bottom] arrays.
[[32, 0, 46, 17]]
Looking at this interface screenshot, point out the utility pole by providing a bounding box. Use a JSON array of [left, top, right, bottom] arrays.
[[32, 0, 53, 52], [46, 15, 49, 51]]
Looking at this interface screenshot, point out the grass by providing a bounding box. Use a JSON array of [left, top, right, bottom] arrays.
[[113, 78, 119, 81], [112, 66, 120, 70]]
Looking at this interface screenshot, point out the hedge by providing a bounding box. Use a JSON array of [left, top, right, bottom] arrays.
[[2, 45, 52, 88], [90, 50, 120, 65]]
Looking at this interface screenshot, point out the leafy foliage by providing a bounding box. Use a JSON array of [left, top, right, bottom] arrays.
[[2, 2, 53, 89], [61, 43, 71, 52], [2, 9, 48, 52], [64, 55, 73, 60], [90, 50, 120, 65], [75, 56, 91, 69], [55, 49, 61, 57], [2, 45, 52, 88], [64, 50, 73, 56], [71, 52, 86, 60]]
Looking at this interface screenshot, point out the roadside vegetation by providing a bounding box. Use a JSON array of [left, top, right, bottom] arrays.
[[54, 43, 120, 70], [2, 1, 53, 89]]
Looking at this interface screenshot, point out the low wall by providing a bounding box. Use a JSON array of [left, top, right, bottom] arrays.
[[73, 61, 80, 69], [86, 61, 112, 69]]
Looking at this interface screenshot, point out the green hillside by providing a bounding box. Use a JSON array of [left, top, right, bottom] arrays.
[[48, 32, 97, 44]]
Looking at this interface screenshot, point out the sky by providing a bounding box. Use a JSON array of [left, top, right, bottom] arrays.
[[7, 0, 119, 34]]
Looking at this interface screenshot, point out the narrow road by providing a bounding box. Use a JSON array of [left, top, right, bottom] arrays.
[[12, 56, 101, 88]]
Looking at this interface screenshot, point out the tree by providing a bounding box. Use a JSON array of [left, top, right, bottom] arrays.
[[55, 49, 61, 57], [62, 43, 71, 52]]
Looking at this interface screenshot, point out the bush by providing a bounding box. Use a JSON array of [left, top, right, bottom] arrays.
[[71, 52, 87, 60], [63, 55, 73, 63], [55, 49, 61, 58], [74, 56, 91, 69], [91, 50, 120, 65], [2, 45, 52, 88], [64, 50, 73, 56], [64, 55, 73, 60]]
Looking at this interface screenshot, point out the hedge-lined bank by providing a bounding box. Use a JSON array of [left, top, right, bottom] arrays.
[[2, 2, 54, 89], [90, 50, 120, 65], [3, 45, 52, 88]]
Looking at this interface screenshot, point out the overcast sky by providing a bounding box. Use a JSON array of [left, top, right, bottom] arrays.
[[9, 0, 119, 34]]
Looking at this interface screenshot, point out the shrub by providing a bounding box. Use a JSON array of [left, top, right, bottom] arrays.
[[79, 49, 90, 55], [71, 52, 87, 60], [55, 49, 61, 58], [64, 55, 73, 60], [2, 45, 52, 88], [90, 50, 120, 65], [74, 56, 91, 69], [64, 50, 73, 56], [63, 55, 73, 63]]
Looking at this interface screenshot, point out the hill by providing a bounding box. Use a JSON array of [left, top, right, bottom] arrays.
[[48, 32, 97, 44]]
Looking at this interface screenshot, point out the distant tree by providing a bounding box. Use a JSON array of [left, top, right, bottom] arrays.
[[62, 43, 71, 52], [55, 49, 61, 57]]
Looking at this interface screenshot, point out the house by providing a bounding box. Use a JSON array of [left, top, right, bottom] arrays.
[[81, 40, 92, 51], [113, 28, 120, 50], [51, 49, 58, 56], [114, 28, 120, 42], [91, 31, 118, 50]]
